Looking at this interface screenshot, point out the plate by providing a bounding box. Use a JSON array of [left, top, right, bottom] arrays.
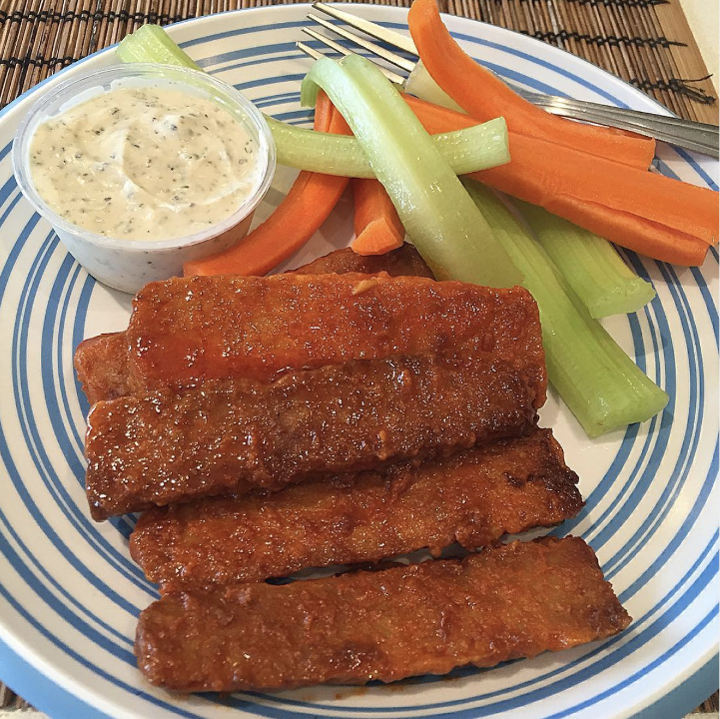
[[0, 5, 717, 718]]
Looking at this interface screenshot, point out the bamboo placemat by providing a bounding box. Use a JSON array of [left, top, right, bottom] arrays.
[[0, 0, 718, 715], [0, 0, 717, 121]]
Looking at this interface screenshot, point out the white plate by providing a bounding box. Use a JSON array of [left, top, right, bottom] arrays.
[[0, 5, 717, 718]]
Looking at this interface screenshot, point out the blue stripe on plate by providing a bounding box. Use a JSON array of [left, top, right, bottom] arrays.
[[11, 232, 153, 596], [557, 263, 671, 542], [70, 276, 94, 418], [604, 261, 703, 577], [0, 192, 152, 590], [0, 629, 111, 719], [673, 147, 719, 191], [54, 262, 87, 450]]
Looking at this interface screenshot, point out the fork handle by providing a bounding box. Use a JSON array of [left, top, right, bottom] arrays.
[[534, 101, 719, 158]]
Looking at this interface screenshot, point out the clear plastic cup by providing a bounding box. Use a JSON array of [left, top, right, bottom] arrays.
[[12, 63, 276, 294]]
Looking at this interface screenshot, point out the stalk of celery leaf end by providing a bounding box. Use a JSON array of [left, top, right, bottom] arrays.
[[117, 25, 510, 178], [300, 54, 522, 287], [465, 180, 668, 437], [516, 201, 656, 319]]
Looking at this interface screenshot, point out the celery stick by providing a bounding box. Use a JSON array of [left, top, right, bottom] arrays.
[[268, 116, 509, 177], [464, 180, 668, 437], [516, 201, 656, 318], [117, 25, 201, 70], [300, 54, 522, 287], [436, 118, 509, 173]]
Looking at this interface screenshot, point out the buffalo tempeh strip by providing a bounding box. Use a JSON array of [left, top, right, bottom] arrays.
[[75, 274, 545, 406], [85, 353, 538, 520], [135, 536, 631, 692], [131, 430, 582, 591]]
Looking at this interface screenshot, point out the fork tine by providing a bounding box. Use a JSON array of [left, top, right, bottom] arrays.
[[302, 27, 353, 58], [308, 13, 415, 73], [296, 39, 407, 85], [312, 2, 418, 56], [296, 41, 327, 63]]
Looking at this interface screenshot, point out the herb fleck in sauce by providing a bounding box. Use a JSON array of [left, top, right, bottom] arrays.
[[29, 86, 262, 241]]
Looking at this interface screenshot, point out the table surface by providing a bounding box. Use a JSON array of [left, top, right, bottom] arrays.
[[679, 0, 719, 92], [0, 0, 717, 716]]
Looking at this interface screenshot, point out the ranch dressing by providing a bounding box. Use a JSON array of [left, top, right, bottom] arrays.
[[28, 86, 262, 241]]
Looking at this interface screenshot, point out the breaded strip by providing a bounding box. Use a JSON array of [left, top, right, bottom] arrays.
[[287, 243, 435, 278], [75, 247, 434, 406], [86, 353, 538, 520], [131, 430, 582, 591], [135, 536, 631, 692], [75, 274, 545, 406]]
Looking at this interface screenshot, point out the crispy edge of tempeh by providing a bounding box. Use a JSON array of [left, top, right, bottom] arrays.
[[85, 353, 539, 520], [130, 429, 583, 591], [135, 536, 631, 693], [74, 245, 434, 406]]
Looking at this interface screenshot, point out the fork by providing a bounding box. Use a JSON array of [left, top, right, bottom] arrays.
[[298, 2, 719, 158]]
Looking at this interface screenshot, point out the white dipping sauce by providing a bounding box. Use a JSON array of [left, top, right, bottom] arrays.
[[29, 86, 263, 241]]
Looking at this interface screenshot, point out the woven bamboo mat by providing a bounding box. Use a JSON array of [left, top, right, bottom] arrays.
[[0, 0, 718, 715], [0, 0, 717, 121]]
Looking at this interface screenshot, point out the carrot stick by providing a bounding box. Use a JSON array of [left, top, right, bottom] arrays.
[[322, 107, 406, 256], [351, 179, 405, 255], [407, 0, 656, 171], [351, 218, 405, 256], [402, 94, 715, 263], [545, 196, 708, 267], [313, 88, 337, 133], [353, 179, 404, 238], [475, 134, 717, 243], [184, 92, 349, 277]]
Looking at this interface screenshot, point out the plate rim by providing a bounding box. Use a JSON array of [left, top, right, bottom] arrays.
[[0, 4, 717, 718]]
